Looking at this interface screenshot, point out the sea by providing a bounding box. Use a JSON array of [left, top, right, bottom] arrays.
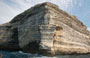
[[0, 50, 90, 58]]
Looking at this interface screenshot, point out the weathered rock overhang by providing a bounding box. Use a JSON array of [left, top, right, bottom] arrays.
[[0, 2, 90, 56]]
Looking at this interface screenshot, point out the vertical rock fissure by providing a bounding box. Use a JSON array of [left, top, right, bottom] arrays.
[[11, 27, 20, 50]]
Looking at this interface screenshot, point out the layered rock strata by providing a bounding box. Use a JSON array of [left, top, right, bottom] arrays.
[[0, 2, 90, 55]]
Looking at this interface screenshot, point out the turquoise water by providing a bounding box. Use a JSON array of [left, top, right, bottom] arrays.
[[0, 50, 90, 58]]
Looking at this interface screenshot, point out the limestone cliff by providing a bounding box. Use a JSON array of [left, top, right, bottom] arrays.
[[0, 2, 90, 55]]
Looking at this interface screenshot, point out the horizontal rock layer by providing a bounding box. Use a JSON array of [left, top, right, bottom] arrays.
[[0, 2, 90, 55]]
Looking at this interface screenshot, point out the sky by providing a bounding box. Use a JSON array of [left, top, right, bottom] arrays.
[[0, 0, 90, 31]]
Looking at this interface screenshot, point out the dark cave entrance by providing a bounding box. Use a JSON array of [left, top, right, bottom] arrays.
[[11, 28, 20, 50], [12, 28, 18, 39]]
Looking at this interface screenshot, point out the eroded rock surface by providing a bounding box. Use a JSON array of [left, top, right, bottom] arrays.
[[0, 2, 90, 55]]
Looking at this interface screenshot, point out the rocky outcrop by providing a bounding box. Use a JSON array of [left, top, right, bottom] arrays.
[[0, 23, 20, 51], [0, 2, 90, 55]]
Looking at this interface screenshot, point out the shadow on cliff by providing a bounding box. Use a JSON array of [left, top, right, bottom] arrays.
[[0, 27, 21, 51], [21, 41, 40, 53]]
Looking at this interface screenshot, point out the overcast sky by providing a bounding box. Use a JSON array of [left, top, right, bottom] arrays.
[[0, 0, 90, 30]]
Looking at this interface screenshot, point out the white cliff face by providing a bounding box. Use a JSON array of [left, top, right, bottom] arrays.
[[0, 2, 90, 56]]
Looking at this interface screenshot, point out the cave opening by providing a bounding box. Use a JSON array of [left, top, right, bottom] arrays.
[[10, 28, 20, 50]]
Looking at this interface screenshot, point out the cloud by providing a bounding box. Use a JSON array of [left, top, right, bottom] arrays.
[[0, 0, 81, 24], [88, 27, 90, 31], [0, 0, 22, 24]]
